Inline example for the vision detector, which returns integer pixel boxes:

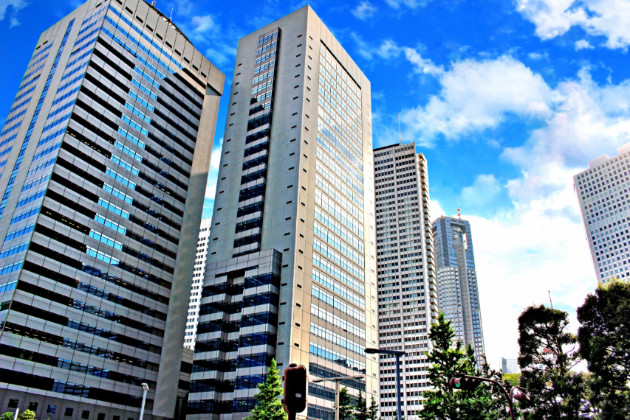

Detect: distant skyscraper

[574,144,630,284]
[501,357,520,374]
[0,0,224,419]
[373,143,438,419]
[432,217,485,360]
[184,218,211,350]
[188,6,378,420]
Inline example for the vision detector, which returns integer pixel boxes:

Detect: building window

[65,408,74,416]
[28,403,38,411]
[47,405,57,414]
[81,410,90,419]
[8,400,19,409]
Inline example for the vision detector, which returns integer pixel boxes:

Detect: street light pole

[139,383,149,420]
[312,375,364,420]
[365,348,406,420]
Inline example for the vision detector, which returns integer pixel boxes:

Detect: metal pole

[139,383,149,420]
[335,380,340,420]
[13,408,19,420]
[396,354,402,420]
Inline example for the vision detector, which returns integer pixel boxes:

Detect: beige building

[188,6,379,419]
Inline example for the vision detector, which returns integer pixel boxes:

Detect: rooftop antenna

[169,7,173,21]
[457,208,461,219]
[151,1,156,6]
[397,113,402,144]
[548,290,553,309]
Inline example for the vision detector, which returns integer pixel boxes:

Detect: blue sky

[2,0,630,369]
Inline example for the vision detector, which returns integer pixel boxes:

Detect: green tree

[247,358,287,420]
[17,411,35,420]
[419,312,507,419]
[518,305,590,419]
[339,386,353,420]
[367,395,379,420]
[1,413,15,420]
[577,280,630,419]
[502,372,521,387]
[354,389,368,420]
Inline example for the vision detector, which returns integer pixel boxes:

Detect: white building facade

[574,144,630,284]
[184,218,211,349]
[373,143,438,419]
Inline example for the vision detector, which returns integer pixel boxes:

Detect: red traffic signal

[448,376,481,390]
[283,363,307,413]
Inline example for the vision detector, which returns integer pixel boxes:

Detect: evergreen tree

[518,305,591,419]
[367,396,380,420]
[0,413,14,420]
[419,312,507,419]
[354,390,369,420]
[339,386,354,420]
[577,280,630,419]
[247,358,287,420]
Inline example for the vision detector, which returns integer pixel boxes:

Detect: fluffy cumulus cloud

[460,174,502,210]
[385,0,432,9]
[424,63,630,368]
[352,1,377,20]
[516,0,630,49]
[401,56,552,142]
[0,0,28,27]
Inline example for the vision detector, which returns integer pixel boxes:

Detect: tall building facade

[184,218,211,349]
[188,6,379,419]
[574,144,630,284]
[432,217,485,361]
[373,143,438,420]
[0,1,224,419]
[501,357,520,374]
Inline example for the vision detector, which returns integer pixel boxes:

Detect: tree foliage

[0,413,14,420]
[419,312,508,419]
[339,386,354,420]
[17,411,35,420]
[247,358,287,420]
[518,305,590,419]
[367,395,380,420]
[577,280,630,419]
[354,390,369,420]
[502,373,521,387]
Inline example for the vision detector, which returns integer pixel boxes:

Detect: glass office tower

[432,216,485,361]
[188,6,379,420]
[0,1,224,419]
[373,143,438,419]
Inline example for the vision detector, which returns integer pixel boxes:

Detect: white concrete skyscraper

[373,142,438,419]
[574,144,630,284]
[0,1,224,419]
[432,216,485,361]
[184,218,211,350]
[188,6,379,420]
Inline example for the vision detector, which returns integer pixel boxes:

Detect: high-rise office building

[184,218,211,350]
[432,216,485,361]
[574,144,630,284]
[501,357,520,374]
[188,6,379,419]
[0,1,224,419]
[373,143,438,419]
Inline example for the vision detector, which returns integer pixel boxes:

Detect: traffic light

[448,376,481,390]
[283,363,307,413]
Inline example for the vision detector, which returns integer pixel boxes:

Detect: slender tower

[373,142,438,419]
[432,216,486,361]
[0,1,224,419]
[188,6,379,419]
[574,144,630,284]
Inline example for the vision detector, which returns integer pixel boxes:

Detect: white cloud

[352,1,377,20]
[386,0,431,9]
[460,174,502,210]
[516,0,630,49]
[574,39,593,50]
[0,0,28,27]
[400,56,552,142]
[351,36,442,76]
[205,138,223,200]
[431,67,630,369]
[191,14,218,36]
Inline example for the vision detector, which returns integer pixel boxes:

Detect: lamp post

[311,375,364,420]
[365,348,406,420]
[139,383,149,420]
